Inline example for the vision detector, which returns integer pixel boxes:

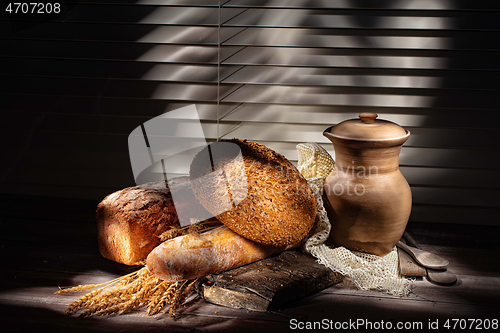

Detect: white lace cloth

[297,144,413,296]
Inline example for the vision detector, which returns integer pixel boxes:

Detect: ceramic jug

[323,113,412,256]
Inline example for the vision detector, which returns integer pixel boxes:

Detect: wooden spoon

[425,269,457,286]
[403,232,457,286]
[397,241,449,270]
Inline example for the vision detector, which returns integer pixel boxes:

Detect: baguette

[146,226,294,281]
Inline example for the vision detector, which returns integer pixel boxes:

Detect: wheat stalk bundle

[56,220,222,318]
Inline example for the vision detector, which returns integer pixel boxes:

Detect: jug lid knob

[359,113,378,123]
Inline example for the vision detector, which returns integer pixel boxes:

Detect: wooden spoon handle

[403,231,420,249]
[397,241,449,270]
[426,269,457,286]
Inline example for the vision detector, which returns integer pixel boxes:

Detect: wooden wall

[1,0,499,226]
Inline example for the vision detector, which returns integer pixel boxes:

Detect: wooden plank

[0,291,291,333]
[398,248,427,277]
[289,285,500,324]
[0,281,292,324]
[0,268,122,293]
[325,274,500,310]
[3,251,499,311]
[0,204,498,331]
[0,302,292,333]
[419,245,500,277]
[199,250,343,311]
[0,299,287,333]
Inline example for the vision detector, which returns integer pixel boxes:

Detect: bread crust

[146,226,289,281]
[96,177,213,266]
[190,139,316,247]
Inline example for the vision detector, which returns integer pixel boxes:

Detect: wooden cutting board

[198,250,343,312]
[198,237,424,312]
[398,237,427,277]
[398,247,427,277]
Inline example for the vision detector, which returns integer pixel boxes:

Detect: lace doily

[297,143,413,296]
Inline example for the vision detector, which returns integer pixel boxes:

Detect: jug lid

[325,113,408,142]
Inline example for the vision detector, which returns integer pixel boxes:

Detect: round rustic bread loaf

[189,139,316,247]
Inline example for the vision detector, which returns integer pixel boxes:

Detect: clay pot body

[323,114,412,256]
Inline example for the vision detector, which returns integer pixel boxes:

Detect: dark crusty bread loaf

[189,139,316,247]
[96,177,211,265]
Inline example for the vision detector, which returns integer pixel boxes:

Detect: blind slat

[221,85,500,109]
[224,0,500,11]
[3,6,245,25]
[222,66,500,90]
[2,97,499,130]
[0,58,242,82]
[224,28,500,50]
[0,23,243,44]
[222,47,500,70]
[223,9,500,30]
[1,1,498,228]
[0,40,244,63]
[1,77,242,101]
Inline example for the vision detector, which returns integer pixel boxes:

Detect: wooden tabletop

[1,194,499,332]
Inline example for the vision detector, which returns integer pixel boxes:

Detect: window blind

[1,0,499,226]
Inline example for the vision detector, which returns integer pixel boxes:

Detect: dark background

[1,0,499,240]
[1,3,500,332]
